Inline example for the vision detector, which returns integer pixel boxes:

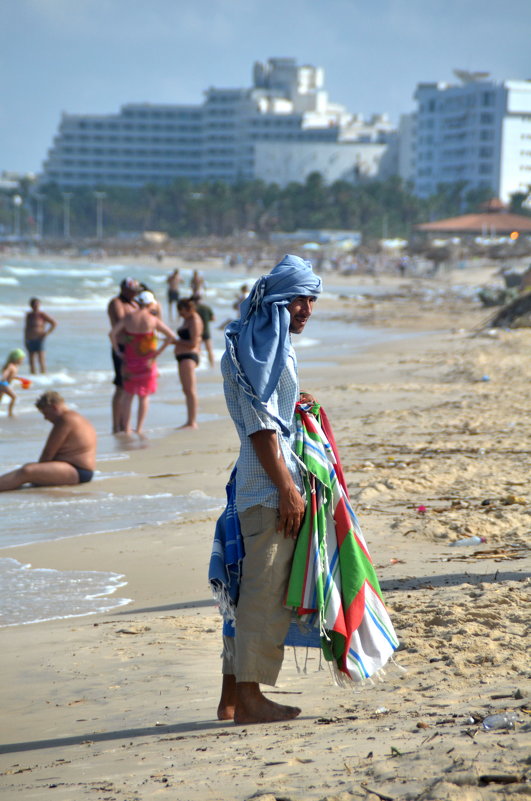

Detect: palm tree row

[2,173,525,243]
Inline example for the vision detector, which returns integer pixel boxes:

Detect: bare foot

[218,704,235,721]
[178,422,198,430]
[217,674,236,721]
[234,683,301,725]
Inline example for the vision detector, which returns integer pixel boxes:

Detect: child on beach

[0,349,29,416]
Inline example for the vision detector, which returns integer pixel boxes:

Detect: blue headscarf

[224,254,322,424]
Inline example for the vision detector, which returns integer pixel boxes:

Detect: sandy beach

[0,261,529,800]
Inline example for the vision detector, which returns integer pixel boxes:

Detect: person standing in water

[107,277,140,433]
[24,298,57,374]
[166,268,182,320]
[110,290,177,436]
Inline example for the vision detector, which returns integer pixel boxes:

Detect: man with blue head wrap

[218,254,322,724]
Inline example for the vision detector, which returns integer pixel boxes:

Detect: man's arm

[39,419,70,462]
[42,312,57,335]
[107,298,124,327]
[249,429,305,539]
[109,319,125,355]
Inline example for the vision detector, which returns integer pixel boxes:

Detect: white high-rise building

[39,58,397,189]
[400,72,531,201]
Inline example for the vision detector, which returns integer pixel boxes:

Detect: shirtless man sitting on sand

[0,391,97,492]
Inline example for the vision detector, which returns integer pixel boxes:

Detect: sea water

[0,255,402,626]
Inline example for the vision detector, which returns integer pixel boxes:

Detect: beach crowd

[0,266,227,491]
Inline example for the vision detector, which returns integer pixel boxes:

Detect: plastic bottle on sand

[450,535,486,547]
[482,711,518,731]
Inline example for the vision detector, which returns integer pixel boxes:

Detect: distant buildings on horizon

[34,59,531,203]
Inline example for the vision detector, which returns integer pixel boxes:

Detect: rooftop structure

[39,58,397,189]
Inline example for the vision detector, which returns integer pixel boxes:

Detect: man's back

[50,410,97,470]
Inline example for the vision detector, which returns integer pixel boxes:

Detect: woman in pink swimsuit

[110,291,177,435]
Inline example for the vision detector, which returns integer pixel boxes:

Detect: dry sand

[0,264,529,801]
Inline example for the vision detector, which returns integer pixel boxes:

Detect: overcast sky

[1,0,530,174]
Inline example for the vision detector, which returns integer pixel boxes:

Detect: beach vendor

[0,391,97,491]
[215,254,322,724]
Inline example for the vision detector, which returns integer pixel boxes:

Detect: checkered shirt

[221,345,304,513]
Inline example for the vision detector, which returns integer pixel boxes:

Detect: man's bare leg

[217,674,236,721]
[0,461,80,492]
[217,676,301,724]
[38,350,47,374]
[112,387,124,432]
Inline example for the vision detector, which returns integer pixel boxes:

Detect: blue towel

[224,254,322,434]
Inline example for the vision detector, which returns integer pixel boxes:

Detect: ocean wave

[29,371,77,386]
[41,295,109,310]
[83,277,114,288]
[84,370,113,383]
[293,336,320,348]
[0,276,19,286]
[0,489,224,549]
[4,265,39,276]
[0,558,131,628]
[0,304,24,319]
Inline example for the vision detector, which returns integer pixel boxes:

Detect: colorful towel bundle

[208,404,399,683]
[286,403,399,682]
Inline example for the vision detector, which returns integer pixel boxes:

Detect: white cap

[136,290,155,307]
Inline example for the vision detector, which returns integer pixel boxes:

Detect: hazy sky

[1,0,530,174]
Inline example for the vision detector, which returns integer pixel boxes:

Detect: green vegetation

[1,174,520,242]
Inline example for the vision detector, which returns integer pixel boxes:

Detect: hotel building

[400,72,531,202]
[39,58,397,189]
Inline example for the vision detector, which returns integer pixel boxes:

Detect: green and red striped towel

[286,403,399,683]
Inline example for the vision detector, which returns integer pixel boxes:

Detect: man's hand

[299,391,317,405]
[249,429,305,539]
[278,484,305,539]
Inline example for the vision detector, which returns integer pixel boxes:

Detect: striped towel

[286,402,399,683]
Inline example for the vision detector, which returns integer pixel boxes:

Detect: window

[481,91,495,107]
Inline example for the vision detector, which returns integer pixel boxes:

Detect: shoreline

[1,266,530,800]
